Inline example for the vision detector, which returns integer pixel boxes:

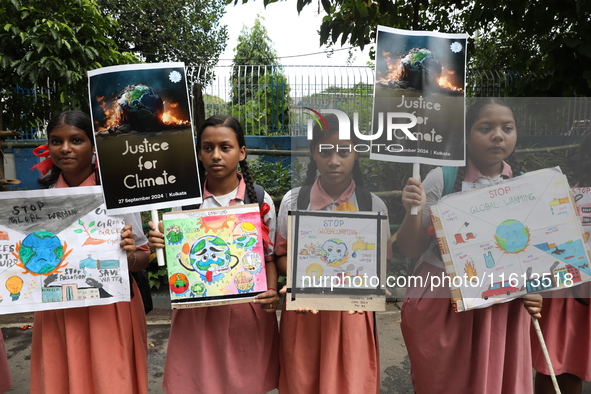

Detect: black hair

[303,113,365,187]
[452,98,521,192]
[576,134,591,187]
[197,115,258,203]
[38,110,96,189]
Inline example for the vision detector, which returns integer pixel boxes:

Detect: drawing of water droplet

[352,251,357,258]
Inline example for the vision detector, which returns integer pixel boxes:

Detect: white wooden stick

[151,209,165,267]
[532,317,561,394]
[410,163,421,216]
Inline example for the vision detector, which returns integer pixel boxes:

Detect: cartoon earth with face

[495,219,530,253]
[16,231,70,275]
[320,239,348,267]
[189,235,234,283]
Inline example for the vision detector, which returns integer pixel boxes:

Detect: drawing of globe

[117,84,163,131]
[19,231,64,274]
[495,219,529,253]
[400,48,442,89]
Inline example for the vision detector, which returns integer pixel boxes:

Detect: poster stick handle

[532,317,561,394]
[151,209,165,267]
[410,163,421,216]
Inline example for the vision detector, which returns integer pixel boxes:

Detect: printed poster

[370,26,467,166]
[162,204,267,308]
[0,186,130,315]
[88,62,202,215]
[286,210,388,311]
[431,167,591,312]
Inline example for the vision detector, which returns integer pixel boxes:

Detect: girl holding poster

[531,135,591,394]
[398,98,542,393]
[148,115,280,394]
[0,335,10,393]
[274,114,391,394]
[30,110,150,394]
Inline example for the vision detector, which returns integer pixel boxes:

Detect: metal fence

[7,66,591,139]
[190,65,591,137]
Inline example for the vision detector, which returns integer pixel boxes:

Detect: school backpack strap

[296,184,313,210]
[355,186,373,212]
[245,184,265,209]
[441,166,458,197]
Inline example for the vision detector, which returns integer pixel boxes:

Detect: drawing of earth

[19,231,64,274]
[495,219,530,253]
[189,235,233,283]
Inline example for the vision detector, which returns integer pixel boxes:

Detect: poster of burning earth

[370,26,468,167]
[88,63,202,215]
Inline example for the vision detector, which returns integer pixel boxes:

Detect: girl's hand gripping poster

[0,186,129,315]
[162,204,268,308]
[430,167,591,312]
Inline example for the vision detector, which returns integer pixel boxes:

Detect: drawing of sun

[305,263,324,278]
[198,215,236,233]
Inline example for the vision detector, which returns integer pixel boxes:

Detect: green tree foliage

[295,82,372,136]
[231,15,291,134]
[97,0,228,83]
[231,15,279,104]
[0,0,137,131]
[234,0,591,96]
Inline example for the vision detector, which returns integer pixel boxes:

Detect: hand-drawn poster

[573,187,591,246]
[88,62,202,215]
[286,210,388,311]
[0,186,129,315]
[370,26,467,166]
[162,204,267,308]
[431,167,591,312]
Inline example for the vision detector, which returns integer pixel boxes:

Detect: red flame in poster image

[378,51,463,93]
[94,97,190,132]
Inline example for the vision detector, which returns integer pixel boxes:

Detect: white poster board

[0,186,129,314]
[286,210,388,311]
[431,167,591,312]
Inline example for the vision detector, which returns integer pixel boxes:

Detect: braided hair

[38,110,98,189]
[304,113,365,187]
[575,134,591,187]
[197,115,258,203]
[452,98,521,192]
